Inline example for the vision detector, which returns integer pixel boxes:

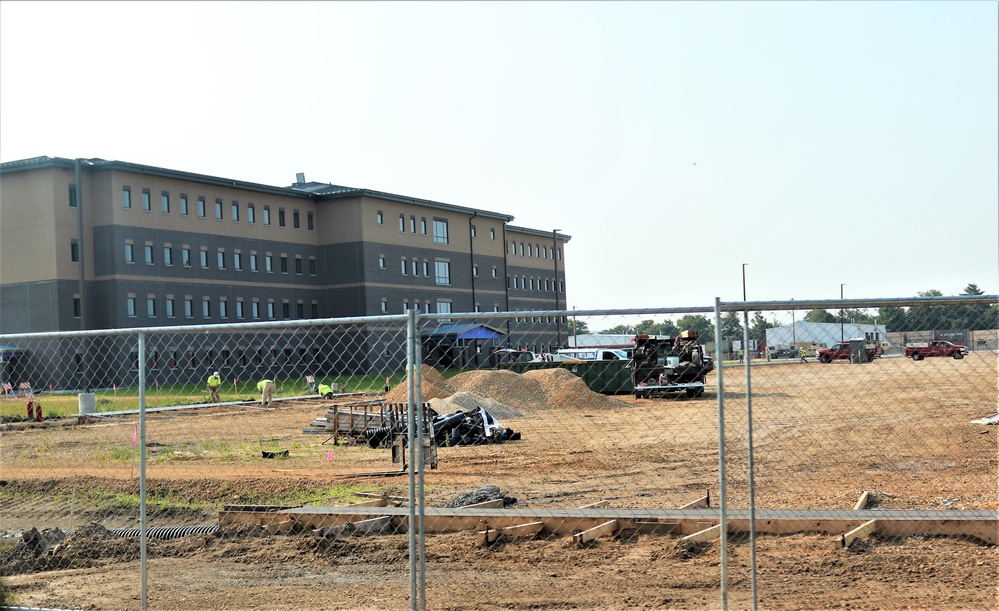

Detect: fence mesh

[1,297,996,610]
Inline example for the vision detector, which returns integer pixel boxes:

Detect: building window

[248,203,255,224]
[379,256,386,269]
[219,300,228,319]
[377,210,384,225]
[436,301,452,318]
[184,298,194,318]
[265,255,273,272]
[73,297,81,317]
[166,298,175,318]
[217,251,225,269]
[122,186,131,209]
[410,216,416,233]
[263,206,271,225]
[215,199,223,220]
[433,219,449,244]
[519,243,525,256]
[202,299,211,318]
[161,192,170,214]
[492,267,498,278]
[509,241,515,255]
[282,302,290,318]
[198,197,206,218]
[278,208,286,227]
[236,301,244,319]
[490,228,496,240]
[267,302,276,319]
[399,214,405,232]
[69,184,77,208]
[180,195,189,216]
[70,240,79,263]
[295,257,302,275]
[307,212,314,230]
[293,210,300,229]
[435,261,451,285]
[127,297,137,317]
[472,264,478,277]
[163,246,173,266]
[124,243,134,263]
[182,248,191,267]
[471,225,477,238]
[412,260,418,276]
[308,258,316,275]
[252,301,260,319]
[250,253,258,272]
[381,300,388,313]
[233,252,242,270]
[296,302,304,318]
[147,298,156,317]
[144,245,154,264]
[231,201,239,222]
[199,250,208,268]
[419,261,426,276]
[280,255,288,273]
[401,259,407,275]
[142,189,151,211]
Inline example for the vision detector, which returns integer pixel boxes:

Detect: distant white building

[766,322,887,349]
[567,333,635,348]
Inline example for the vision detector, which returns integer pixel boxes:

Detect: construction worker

[800,346,808,363]
[738,349,744,363]
[207,371,222,403]
[317,382,333,399]
[766,348,771,362]
[257,378,275,406]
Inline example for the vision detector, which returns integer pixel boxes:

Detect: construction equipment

[631,331,714,398]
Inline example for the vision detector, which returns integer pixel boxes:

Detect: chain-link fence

[1,296,996,610]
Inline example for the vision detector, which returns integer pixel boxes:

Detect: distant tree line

[591,283,996,341]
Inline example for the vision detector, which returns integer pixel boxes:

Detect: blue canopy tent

[421,324,506,369]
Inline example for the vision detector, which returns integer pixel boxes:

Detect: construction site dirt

[1,354,996,610]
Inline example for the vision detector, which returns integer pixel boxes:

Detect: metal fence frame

[1,294,995,611]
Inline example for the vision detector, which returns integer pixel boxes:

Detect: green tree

[568,318,590,336]
[719,311,744,340]
[600,324,635,334]
[877,306,908,332]
[749,311,777,341]
[804,308,837,323]
[635,319,680,337]
[675,314,714,341]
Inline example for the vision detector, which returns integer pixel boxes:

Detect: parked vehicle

[631,331,714,398]
[817,340,879,363]
[903,341,969,360]
[555,348,629,362]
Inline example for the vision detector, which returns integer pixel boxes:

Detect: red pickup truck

[817,341,879,363]
[903,341,969,360]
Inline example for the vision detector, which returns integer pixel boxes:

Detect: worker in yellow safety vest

[207,371,222,403]
[257,378,275,406]
[317,383,333,399]
[800,347,808,363]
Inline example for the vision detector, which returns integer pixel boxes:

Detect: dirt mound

[383,365,454,403]
[522,368,631,411]
[446,368,631,413]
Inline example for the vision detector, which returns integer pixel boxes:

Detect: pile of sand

[384,366,631,414]
[383,364,453,403]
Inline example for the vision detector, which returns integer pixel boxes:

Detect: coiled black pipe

[110,525,219,540]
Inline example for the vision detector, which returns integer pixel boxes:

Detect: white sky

[2,1,996,309]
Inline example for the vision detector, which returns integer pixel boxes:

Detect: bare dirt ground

[1,353,997,610]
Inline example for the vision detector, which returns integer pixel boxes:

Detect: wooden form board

[222,506,998,545]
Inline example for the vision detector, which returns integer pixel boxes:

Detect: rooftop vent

[295,172,305,184]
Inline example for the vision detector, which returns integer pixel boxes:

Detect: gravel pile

[383,364,454,403]
[429,391,523,420]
